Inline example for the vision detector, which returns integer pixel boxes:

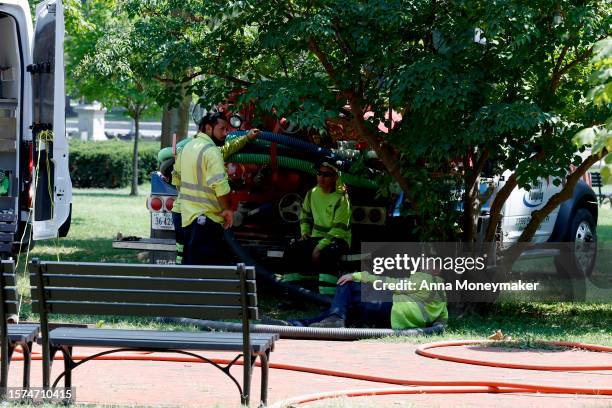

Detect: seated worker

[282,158,351,295]
[292,271,448,328]
[171,112,259,264]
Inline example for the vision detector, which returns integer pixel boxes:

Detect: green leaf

[601,165,612,185]
[591,129,611,155]
[573,127,596,147]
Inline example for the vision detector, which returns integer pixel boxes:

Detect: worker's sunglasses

[317,171,336,177]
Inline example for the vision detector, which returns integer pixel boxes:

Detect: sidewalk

[6,339,612,407]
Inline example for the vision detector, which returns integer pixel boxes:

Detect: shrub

[69,139,160,188]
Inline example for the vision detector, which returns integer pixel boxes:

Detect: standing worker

[171,114,258,264]
[282,158,352,295]
[173,111,259,265]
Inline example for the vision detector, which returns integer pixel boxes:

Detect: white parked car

[482,169,598,283]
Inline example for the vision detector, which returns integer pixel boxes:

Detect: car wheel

[553,208,596,301]
[567,208,597,277]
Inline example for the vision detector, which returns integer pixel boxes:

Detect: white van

[0,0,71,254]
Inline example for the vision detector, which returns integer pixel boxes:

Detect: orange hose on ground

[270,387,525,408]
[270,386,531,408]
[4,339,611,405]
[8,352,610,395]
[415,340,612,371]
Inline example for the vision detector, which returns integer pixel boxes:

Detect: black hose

[159,157,175,178]
[224,230,332,305]
[229,131,334,158]
[159,317,445,340]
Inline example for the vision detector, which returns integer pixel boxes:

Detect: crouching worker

[282,158,351,296]
[291,271,448,329]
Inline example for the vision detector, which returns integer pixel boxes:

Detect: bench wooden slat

[0,274,16,287]
[47,328,277,352]
[30,274,256,293]
[2,288,17,302]
[30,262,256,280]
[48,330,275,353]
[0,301,18,314]
[8,324,39,343]
[31,301,258,320]
[31,288,257,307]
[48,328,277,341]
[591,172,602,187]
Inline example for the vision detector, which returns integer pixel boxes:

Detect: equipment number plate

[152,212,174,230]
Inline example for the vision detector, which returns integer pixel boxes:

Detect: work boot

[310,314,345,328]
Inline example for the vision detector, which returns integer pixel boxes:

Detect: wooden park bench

[28,258,278,406]
[591,172,611,207]
[0,260,39,392]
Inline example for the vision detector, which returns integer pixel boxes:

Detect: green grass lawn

[16,187,150,273]
[14,188,612,345]
[598,206,612,242]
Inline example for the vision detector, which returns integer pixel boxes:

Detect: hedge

[69,139,160,188]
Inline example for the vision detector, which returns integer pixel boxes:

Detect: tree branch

[484,171,517,242]
[558,45,595,78]
[154,71,253,87]
[551,42,600,92]
[276,48,290,78]
[462,148,490,241]
[308,37,418,213]
[331,22,355,58]
[517,149,608,243]
[308,38,338,81]
[552,44,570,80]
[484,148,546,242]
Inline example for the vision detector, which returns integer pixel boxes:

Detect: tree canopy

[72,8,160,195]
[67,0,611,240]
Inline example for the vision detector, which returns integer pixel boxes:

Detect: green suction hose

[227,153,378,189]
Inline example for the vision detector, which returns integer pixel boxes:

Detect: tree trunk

[463,149,490,242]
[130,109,140,196]
[462,172,477,242]
[346,96,417,212]
[517,150,607,243]
[490,150,608,276]
[307,38,417,213]
[176,82,192,141]
[160,82,192,148]
[161,104,173,148]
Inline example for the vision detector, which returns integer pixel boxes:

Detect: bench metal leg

[241,355,257,407]
[62,346,73,388]
[0,343,12,396]
[44,346,60,389]
[22,341,33,390]
[259,350,270,407]
[0,351,6,392]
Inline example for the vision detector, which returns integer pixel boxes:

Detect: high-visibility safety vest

[171,134,248,215]
[173,133,232,227]
[352,271,448,329]
[300,186,351,250]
